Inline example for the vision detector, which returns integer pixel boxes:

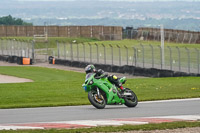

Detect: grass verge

[0,37,99,49]
[0,66,199,108]
[0,121,200,133]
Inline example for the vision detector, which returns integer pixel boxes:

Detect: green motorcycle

[82,73,138,109]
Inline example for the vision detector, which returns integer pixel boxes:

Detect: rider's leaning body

[85,64,126,91]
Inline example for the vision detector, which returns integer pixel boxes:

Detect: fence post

[20,40,23,57]
[88,43,92,63]
[194,34,198,44]
[188,33,193,44]
[167,46,172,70]
[149,44,154,68]
[124,45,128,65]
[16,39,19,56]
[101,44,106,64]
[109,44,113,66]
[57,41,60,59]
[176,47,181,71]
[117,45,121,66]
[168,31,171,42]
[153,31,157,41]
[28,40,30,58]
[132,47,137,66]
[25,40,28,57]
[7,39,9,55]
[195,48,199,74]
[176,33,180,43]
[95,43,99,63]
[82,43,85,62]
[77,43,79,61]
[32,40,35,63]
[2,39,4,55]
[140,44,145,68]
[10,39,13,56]
[70,43,73,61]
[185,47,190,73]
[64,42,66,60]
[22,40,26,57]
[182,33,186,44]
[0,39,3,55]
[158,45,162,69]
[12,39,15,56]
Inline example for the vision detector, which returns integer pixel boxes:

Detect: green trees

[0,15,32,26]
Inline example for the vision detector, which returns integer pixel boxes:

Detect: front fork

[96,87,102,99]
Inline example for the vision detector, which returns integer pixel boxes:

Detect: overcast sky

[16,0,200,1]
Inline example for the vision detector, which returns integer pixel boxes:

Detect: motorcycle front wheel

[124,88,138,107]
[88,89,106,109]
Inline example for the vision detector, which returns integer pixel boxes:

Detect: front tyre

[88,89,106,109]
[124,88,138,107]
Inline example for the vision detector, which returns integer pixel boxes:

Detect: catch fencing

[124,27,200,44]
[0,39,49,63]
[54,42,200,74]
[0,39,33,59]
[0,39,199,74]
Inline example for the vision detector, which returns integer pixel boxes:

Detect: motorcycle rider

[85,64,126,91]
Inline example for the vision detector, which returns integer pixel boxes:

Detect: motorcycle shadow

[88,105,138,110]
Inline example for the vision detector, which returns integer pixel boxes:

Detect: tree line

[0,15,32,26]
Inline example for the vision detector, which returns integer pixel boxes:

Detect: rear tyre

[124,88,138,107]
[88,88,106,109]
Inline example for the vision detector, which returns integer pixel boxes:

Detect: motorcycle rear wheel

[88,89,106,109]
[124,88,138,107]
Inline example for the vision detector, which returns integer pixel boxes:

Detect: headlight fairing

[88,79,94,85]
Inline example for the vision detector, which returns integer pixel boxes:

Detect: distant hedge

[0,15,32,26]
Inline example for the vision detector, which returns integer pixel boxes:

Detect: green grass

[89,39,200,49]
[0,121,200,133]
[0,66,87,108]
[0,66,200,109]
[0,37,99,49]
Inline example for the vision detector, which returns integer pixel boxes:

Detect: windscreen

[85,73,94,80]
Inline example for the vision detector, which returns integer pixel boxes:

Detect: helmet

[85,65,96,74]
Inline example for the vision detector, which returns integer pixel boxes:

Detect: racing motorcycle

[82,72,138,109]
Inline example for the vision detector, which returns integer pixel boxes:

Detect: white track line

[0,126,44,130]
[52,120,148,126]
[139,98,200,104]
[149,115,200,121]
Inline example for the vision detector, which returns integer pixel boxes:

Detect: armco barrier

[54,58,200,77]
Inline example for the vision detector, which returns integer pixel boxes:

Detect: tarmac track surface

[0,98,200,124]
